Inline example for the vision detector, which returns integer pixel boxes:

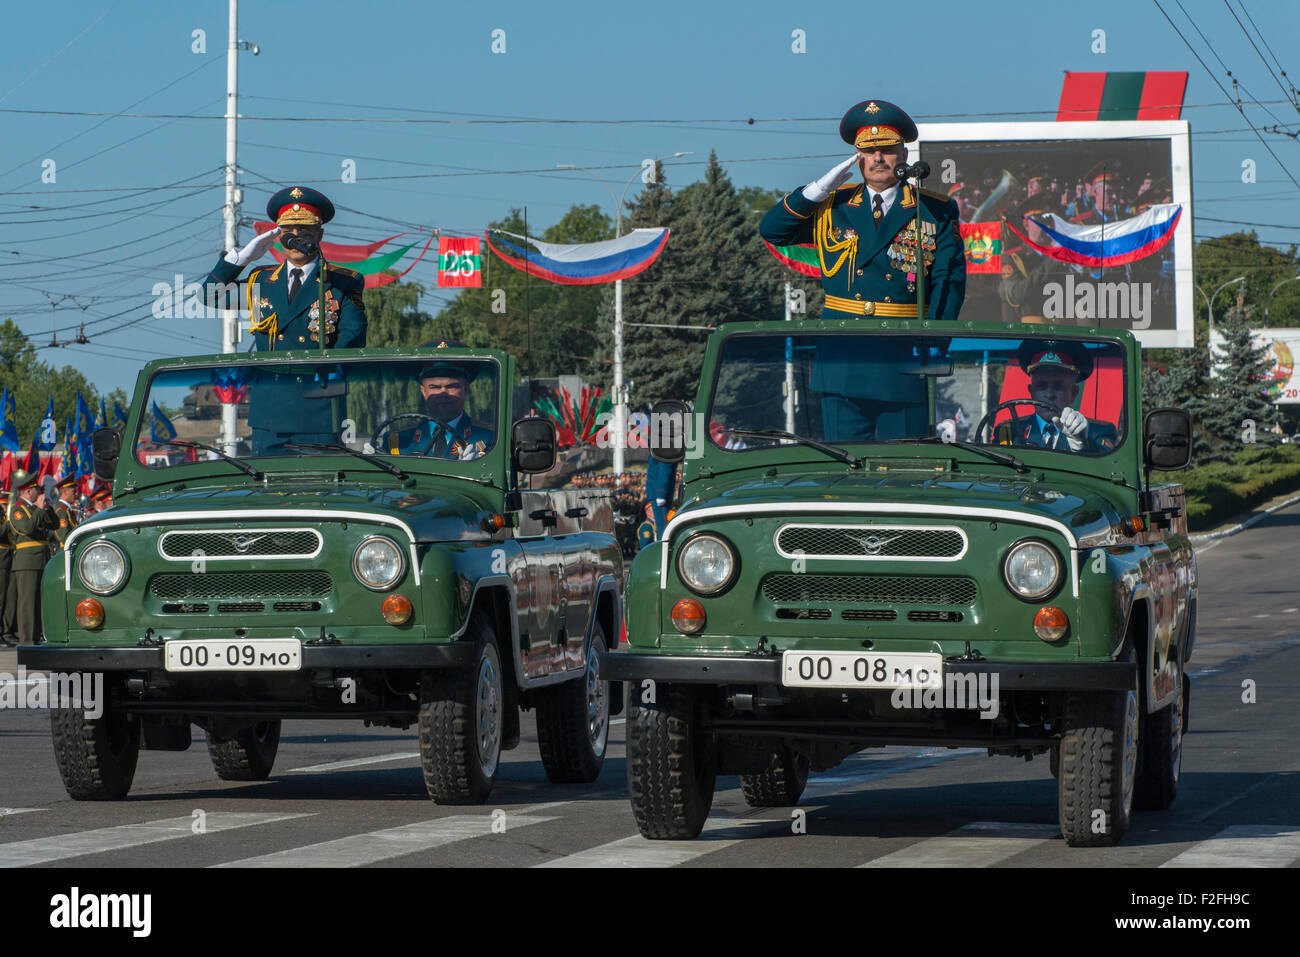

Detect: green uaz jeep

[607,320,1195,847]
[21,345,622,804]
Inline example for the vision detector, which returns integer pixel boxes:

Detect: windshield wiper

[152,439,264,480]
[283,442,407,479]
[884,435,1028,473]
[724,428,860,468]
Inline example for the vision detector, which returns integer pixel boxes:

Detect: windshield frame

[119,350,510,489]
[700,325,1133,467]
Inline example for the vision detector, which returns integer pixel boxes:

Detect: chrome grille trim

[774,523,968,562]
[158,527,323,562]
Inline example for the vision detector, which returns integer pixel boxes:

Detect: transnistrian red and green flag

[255,223,435,288]
[762,240,820,278]
[438,236,482,287]
[959,222,1001,274]
[1057,72,1188,120]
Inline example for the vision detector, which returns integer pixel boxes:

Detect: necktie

[289,268,303,302]
[430,426,451,458]
[873,194,883,221]
[1042,425,1057,449]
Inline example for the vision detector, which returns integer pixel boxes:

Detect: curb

[1189,491,1300,544]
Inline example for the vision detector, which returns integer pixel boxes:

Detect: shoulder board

[919,187,952,204]
[328,264,361,279]
[834,183,859,193]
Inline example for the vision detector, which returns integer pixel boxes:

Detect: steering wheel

[974,398,1062,445]
[371,412,443,455]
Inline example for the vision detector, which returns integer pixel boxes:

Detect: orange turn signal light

[381,594,413,625]
[1033,606,1069,641]
[482,513,507,532]
[75,598,104,630]
[670,598,706,635]
[1122,515,1145,535]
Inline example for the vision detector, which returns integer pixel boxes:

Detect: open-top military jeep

[21,345,622,804]
[608,320,1194,846]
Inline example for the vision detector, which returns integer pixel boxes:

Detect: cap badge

[865,102,880,113]
[290,187,304,198]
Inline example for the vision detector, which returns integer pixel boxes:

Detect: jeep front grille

[158,528,322,560]
[762,574,977,606]
[775,524,966,561]
[149,571,332,603]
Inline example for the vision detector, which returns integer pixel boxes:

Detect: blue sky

[2,0,1298,394]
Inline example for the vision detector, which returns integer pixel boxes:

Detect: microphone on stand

[893,161,931,181]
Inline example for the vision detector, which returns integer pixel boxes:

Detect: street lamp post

[1265,273,1300,323]
[557,152,692,475]
[1195,276,1245,370]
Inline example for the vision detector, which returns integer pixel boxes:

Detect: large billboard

[1210,327,1300,404]
[915,121,1193,348]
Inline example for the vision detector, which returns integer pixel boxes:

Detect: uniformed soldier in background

[51,476,79,552]
[1000,196,1076,324]
[0,494,12,647]
[8,469,53,646]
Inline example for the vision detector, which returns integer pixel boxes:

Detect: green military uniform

[758,100,966,443]
[52,496,77,550]
[8,488,52,646]
[0,508,12,646]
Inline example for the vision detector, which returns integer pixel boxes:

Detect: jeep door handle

[529,508,558,525]
[565,507,589,518]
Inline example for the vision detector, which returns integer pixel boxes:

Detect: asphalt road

[1,505,1298,869]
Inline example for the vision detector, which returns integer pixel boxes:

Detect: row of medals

[887,221,936,292]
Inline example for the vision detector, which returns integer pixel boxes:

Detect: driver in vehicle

[996,341,1117,453]
[391,358,493,461]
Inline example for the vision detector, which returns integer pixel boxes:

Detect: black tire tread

[1058,685,1131,847]
[536,631,607,784]
[741,748,808,807]
[50,701,140,801]
[207,720,280,781]
[1135,684,1181,811]
[419,612,499,805]
[627,685,715,840]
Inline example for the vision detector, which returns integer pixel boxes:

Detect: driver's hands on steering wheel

[1053,407,1087,452]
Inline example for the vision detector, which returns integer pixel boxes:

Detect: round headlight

[352,536,405,590]
[78,540,128,595]
[1003,540,1062,601]
[676,533,738,596]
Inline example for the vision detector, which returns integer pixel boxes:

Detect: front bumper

[605,653,1136,691]
[18,641,476,672]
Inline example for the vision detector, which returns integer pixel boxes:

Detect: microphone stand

[899,162,932,322]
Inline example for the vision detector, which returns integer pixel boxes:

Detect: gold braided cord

[246,267,279,346]
[814,200,855,278]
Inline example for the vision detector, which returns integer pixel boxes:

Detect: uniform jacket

[395,413,494,461]
[8,498,52,571]
[202,255,367,353]
[996,414,1119,454]
[760,181,966,321]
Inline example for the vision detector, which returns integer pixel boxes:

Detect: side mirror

[1144,408,1192,471]
[648,399,691,464]
[512,417,557,474]
[91,426,121,481]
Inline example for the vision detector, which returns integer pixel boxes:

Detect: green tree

[0,319,113,447]
[1202,316,1281,452]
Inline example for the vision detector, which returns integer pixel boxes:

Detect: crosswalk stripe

[286,752,419,773]
[0,808,43,818]
[859,821,1059,868]
[0,812,310,868]
[1160,825,1300,868]
[216,813,559,867]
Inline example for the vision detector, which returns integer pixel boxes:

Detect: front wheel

[419,612,504,804]
[1058,649,1139,847]
[51,687,140,801]
[627,684,716,840]
[536,627,610,784]
[208,720,281,781]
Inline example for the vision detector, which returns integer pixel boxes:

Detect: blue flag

[98,397,108,430]
[75,393,96,477]
[150,401,178,442]
[37,395,58,452]
[64,416,80,480]
[113,401,129,432]
[0,388,18,453]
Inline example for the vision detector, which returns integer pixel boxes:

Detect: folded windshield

[134,357,499,470]
[707,332,1126,457]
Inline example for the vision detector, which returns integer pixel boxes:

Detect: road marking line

[286,752,419,773]
[0,812,310,868]
[216,814,559,868]
[859,821,1059,868]
[0,808,44,818]
[1195,774,1280,823]
[1160,825,1300,868]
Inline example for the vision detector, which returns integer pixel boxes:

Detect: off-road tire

[627,683,716,839]
[741,747,809,807]
[536,627,609,784]
[1135,668,1184,811]
[50,691,140,801]
[1049,743,1060,779]
[419,612,503,804]
[1058,649,1139,847]
[207,720,281,781]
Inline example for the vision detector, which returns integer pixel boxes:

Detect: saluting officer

[201,186,367,352]
[758,100,966,443]
[8,470,53,646]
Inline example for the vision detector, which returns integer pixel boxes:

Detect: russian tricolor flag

[1008,204,1182,269]
[485,228,669,285]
